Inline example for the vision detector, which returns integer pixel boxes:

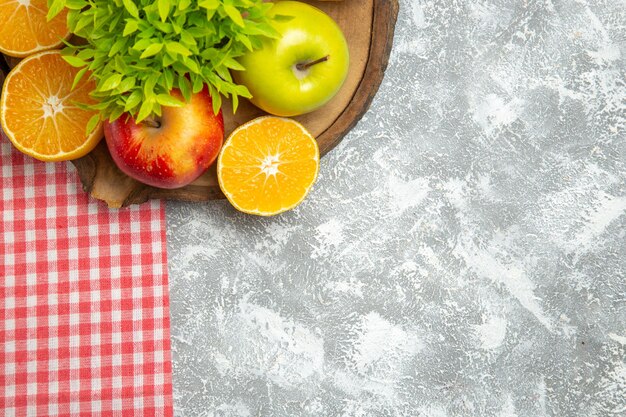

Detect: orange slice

[217,116,320,216]
[0,50,102,162]
[0,0,70,57]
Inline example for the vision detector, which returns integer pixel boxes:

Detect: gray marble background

[166,0,626,416]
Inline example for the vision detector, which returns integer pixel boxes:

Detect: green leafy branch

[47,0,278,124]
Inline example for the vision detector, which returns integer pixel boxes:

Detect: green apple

[233,1,350,117]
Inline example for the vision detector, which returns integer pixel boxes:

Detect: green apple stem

[296,55,330,71]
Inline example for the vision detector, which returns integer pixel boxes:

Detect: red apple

[104,87,224,189]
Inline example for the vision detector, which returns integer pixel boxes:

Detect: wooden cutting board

[1,0,399,208]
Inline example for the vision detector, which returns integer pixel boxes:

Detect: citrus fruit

[0,0,70,57]
[217,116,320,216]
[0,50,102,162]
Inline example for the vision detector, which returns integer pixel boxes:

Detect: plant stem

[142,117,161,129]
[296,55,330,71]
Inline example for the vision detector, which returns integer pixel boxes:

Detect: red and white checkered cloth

[0,131,173,416]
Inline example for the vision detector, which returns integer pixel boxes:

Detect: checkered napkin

[0,131,173,416]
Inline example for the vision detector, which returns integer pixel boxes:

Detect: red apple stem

[296,55,330,71]
[142,117,161,129]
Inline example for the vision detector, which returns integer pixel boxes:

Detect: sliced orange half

[0,50,102,162]
[217,116,320,216]
[0,0,70,57]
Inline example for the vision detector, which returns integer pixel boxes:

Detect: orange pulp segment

[0,0,70,57]
[217,116,320,216]
[0,50,102,161]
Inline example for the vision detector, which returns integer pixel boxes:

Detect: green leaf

[71,67,89,90]
[47,0,66,20]
[74,15,92,32]
[233,83,252,98]
[163,69,174,90]
[192,74,204,93]
[117,77,136,93]
[132,38,153,51]
[122,0,139,18]
[165,42,191,57]
[223,57,245,71]
[158,0,170,22]
[108,105,125,122]
[199,0,219,11]
[124,90,143,111]
[144,73,160,98]
[136,100,154,122]
[76,48,95,60]
[63,55,87,68]
[156,94,184,107]
[236,33,253,51]
[152,103,162,117]
[212,89,222,114]
[85,114,101,136]
[162,53,176,67]
[108,37,128,57]
[178,76,192,102]
[223,4,245,27]
[182,57,200,74]
[64,0,86,10]
[152,20,173,34]
[123,19,139,36]
[231,93,239,114]
[140,43,163,59]
[100,73,123,91]
[180,30,197,46]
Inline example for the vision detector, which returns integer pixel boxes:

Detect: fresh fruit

[233,1,350,117]
[0,0,69,57]
[217,116,319,216]
[0,51,102,162]
[104,87,224,189]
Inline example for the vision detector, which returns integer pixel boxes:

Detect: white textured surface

[166,0,626,415]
